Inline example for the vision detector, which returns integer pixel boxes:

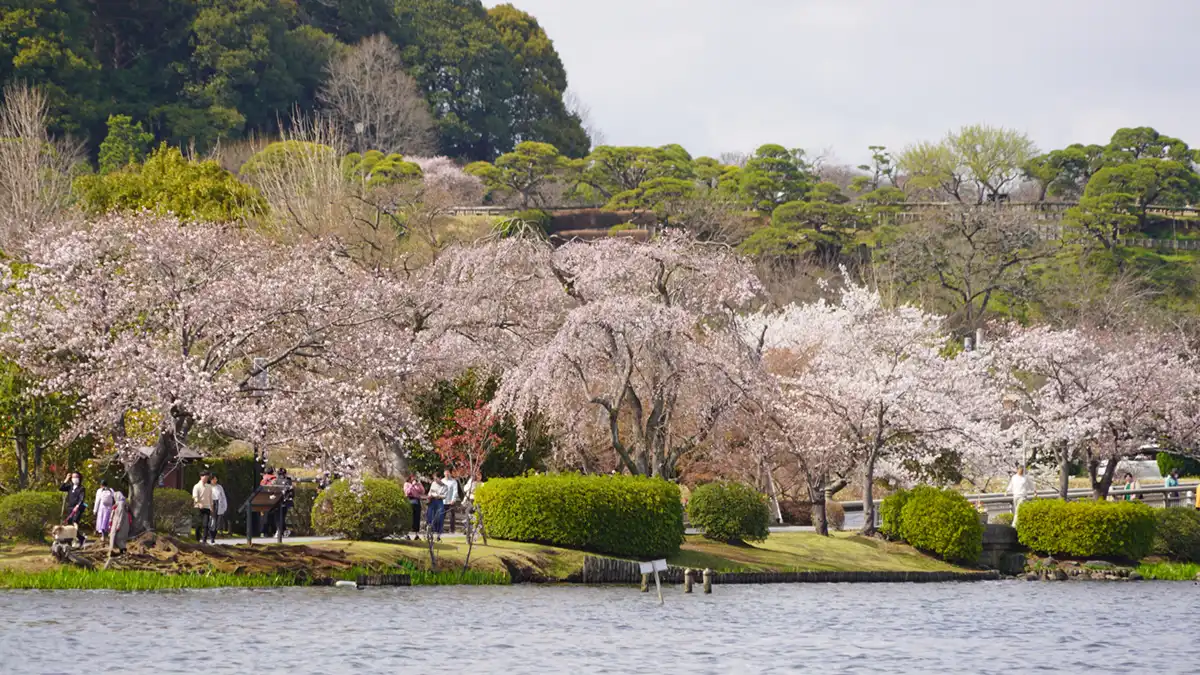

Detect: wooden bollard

[703,568,712,594]
[640,573,650,592]
[683,568,694,593]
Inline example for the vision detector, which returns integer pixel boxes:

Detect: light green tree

[899,125,1037,203]
[98,114,154,174]
[75,143,266,222]
[466,140,564,207]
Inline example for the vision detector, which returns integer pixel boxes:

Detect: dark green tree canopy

[1,0,583,161]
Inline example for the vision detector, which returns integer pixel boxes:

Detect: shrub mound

[312,479,410,541]
[1152,507,1200,563]
[879,489,914,540]
[687,481,770,544]
[154,489,194,535]
[474,473,684,558]
[896,486,984,564]
[0,492,63,542]
[1018,499,1156,561]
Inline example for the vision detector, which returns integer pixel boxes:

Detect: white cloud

[487,0,1200,163]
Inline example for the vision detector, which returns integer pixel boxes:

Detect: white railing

[842,483,1199,526]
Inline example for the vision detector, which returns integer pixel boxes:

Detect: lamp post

[247,358,268,545]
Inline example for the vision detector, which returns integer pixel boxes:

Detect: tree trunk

[808,481,828,537]
[15,434,29,490]
[1088,455,1119,500]
[125,432,178,534]
[859,451,879,536]
[1058,444,1070,500]
[764,466,783,524]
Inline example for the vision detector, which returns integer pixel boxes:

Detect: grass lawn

[1,530,965,586]
[310,531,966,579]
[670,533,965,573]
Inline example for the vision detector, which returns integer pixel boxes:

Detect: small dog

[51,524,78,545]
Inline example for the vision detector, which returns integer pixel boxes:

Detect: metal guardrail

[841,483,1200,526]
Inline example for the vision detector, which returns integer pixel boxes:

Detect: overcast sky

[487,0,1200,165]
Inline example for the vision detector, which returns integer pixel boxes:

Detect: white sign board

[638,559,668,574]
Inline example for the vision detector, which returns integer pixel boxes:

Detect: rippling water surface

[2,581,1196,674]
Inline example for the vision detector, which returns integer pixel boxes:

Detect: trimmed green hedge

[687,481,769,543]
[897,486,984,564]
[1152,507,1200,563]
[312,479,410,541]
[154,489,193,535]
[0,491,62,542]
[1157,452,1200,478]
[183,455,256,535]
[287,483,319,536]
[475,473,684,558]
[1018,499,1156,560]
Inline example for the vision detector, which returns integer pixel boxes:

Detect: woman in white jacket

[94,481,116,537]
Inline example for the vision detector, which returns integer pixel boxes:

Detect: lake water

[2,582,1196,674]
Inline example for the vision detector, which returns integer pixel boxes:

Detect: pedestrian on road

[94,480,116,538]
[441,470,460,534]
[426,476,448,542]
[209,475,227,542]
[192,471,214,542]
[275,468,294,537]
[59,472,87,547]
[1120,472,1140,501]
[403,474,425,539]
[1005,466,1033,528]
[1165,469,1180,504]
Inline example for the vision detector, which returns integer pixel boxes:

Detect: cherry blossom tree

[494,234,763,478]
[995,325,1200,499]
[743,279,1007,535]
[0,214,419,532]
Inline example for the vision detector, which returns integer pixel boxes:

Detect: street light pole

[247,358,268,546]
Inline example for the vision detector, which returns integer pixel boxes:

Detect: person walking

[110,490,132,554]
[275,468,294,538]
[59,471,87,547]
[94,480,116,539]
[192,472,214,543]
[426,476,448,542]
[1005,466,1034,528]
[1120,472,1140,501]
[1165,468,1180,505]
[209,475,227,543]
[403,475,425,540]
[441,471,460,534]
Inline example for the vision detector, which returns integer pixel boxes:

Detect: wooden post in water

[703,568,712,594]
[683,568,694,593]
[640,573,650,592]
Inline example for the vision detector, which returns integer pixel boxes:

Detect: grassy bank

[0,567,296,590]
[1136,562,1200,580]
[0,531,966,589]
[305,531,966,581]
